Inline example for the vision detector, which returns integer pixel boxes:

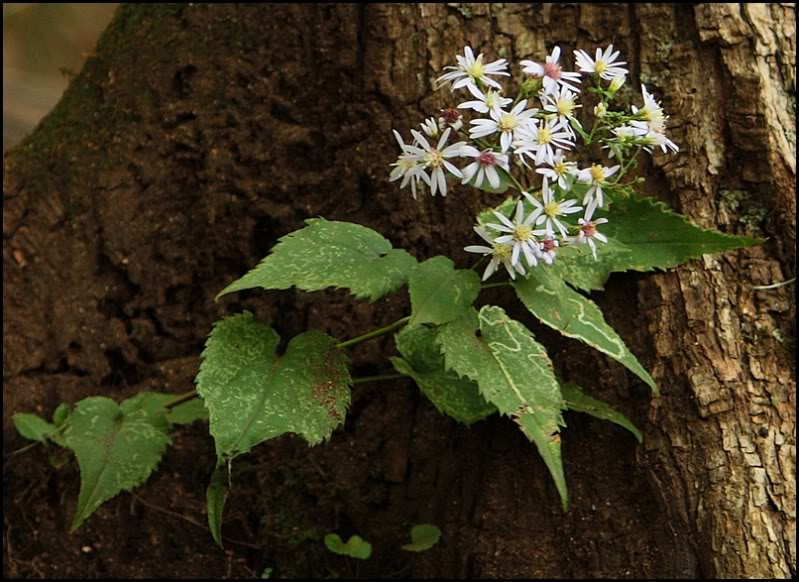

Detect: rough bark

[3,4,795,578]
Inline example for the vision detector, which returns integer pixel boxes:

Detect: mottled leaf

[561,382,643,443]
[478,192,761,291]
[65,396,171,531]
[548,236,633,291]
[324,534,372,560]
[408,256,481,326]
[392,326,495,425]
[401,524,442,552]
[514,269,658,394]
[555,193,762,291]
[196,312,351,462]
[437,307,568,509]
[605,194,763,270]
[217,219,417,302]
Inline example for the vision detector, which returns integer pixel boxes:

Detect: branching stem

[335,316,411,349]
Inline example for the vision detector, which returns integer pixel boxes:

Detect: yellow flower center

[468,59,485,79]
[425,150,443,168]
[538,127,552,144]
[499,114,517,132]
[590,164,605,182]
[544,201,561,217]
[595,60,607,75]
[492,244,512,259]
[556,99,574,117]
[554,161,568,175]
[513,224,533,241]
[398,158,417,171]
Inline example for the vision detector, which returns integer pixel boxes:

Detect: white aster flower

[541,85,582,136]
[436,46,510,92]
[457,83,513,114]
[535,149,578,190]
[631,84,667,133]
[389,130,427,199]
[630,84,679,154]
[576,198,609,259]
[420,117,441,138]
[405,128,468,197]
[574,45,629,80]
[485,200,543,267]
[464,227,526,281]
[459,147,510,190]
[513,117,575,167]
[537,228,560,265]
[469,100,538,153]
[521,46,581,95]
[438,108,463,131]
[576,163,619,208]
[641,129,679,154]
[605,124,648,157]
[524,177,582,237]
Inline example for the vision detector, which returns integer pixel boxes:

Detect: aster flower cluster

[390,44,679,281]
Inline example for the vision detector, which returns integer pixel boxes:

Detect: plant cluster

[13,44,759,545]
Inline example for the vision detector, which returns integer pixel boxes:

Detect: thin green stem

[336,316,411,350]
[164,389,198,409]
[481,281,511,289]
[506,171,525,192]
[352,373,407,385]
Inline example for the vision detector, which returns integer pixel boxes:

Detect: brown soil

[4,5,687,578]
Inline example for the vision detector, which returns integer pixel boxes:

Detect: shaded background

[3,3,117,151]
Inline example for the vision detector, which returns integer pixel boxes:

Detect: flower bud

[608,75,626,94]
[594,102,608,118]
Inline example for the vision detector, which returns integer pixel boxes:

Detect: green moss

[655,40,673,62]
[718,189,769,236]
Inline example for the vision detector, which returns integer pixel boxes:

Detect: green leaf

[605,194,763,269]
[408,256,481,326]
[477,195,517,228]
[207,464,229,548]
[392,326,495,425]
[324,534,372,560]
[553,193,763,291]
[437,307,569,510]
[13,413,57,443]
[548,236,633,292]
[561,382,643,443]
[514,269,658,394]
[52,402,71,427]
[120,392,209,426]
[401,524,442,552]
[65,396,171,531]
[196,312,352,462]
[167,398,209,425]
[217,219,417,302]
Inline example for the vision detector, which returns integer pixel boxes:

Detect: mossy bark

[4,4,795,578]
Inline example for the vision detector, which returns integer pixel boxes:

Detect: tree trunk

[3,4,794,578]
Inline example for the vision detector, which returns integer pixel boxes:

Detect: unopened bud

[521,76,544,97]
[608,75,626,94]
[594,102,608,118]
